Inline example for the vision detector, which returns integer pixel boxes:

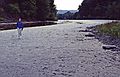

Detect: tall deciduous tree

[0,0,57,21]
[36,0,49,21]
[76,0,120,19]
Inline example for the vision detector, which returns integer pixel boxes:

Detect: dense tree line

[0,0,57,22]
[76,0,120,19]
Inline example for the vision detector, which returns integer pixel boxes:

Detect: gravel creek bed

[0,20,119,77]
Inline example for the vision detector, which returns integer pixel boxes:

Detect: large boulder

[85,33,95,37]
[102,45,117,50]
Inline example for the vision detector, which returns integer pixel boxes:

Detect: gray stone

[102,45,117,50]
[79,29,90,32]
[85,33,95,37]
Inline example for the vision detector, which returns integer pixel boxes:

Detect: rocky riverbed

[0,20,119,77]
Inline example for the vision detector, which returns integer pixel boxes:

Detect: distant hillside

[57,10,78,14]
[77,0,120,19]
[57,11,75,19]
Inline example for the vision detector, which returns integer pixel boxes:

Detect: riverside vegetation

[96,22,120,38]
[89,21,120,51]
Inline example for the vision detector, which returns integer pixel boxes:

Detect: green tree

[36,0,49,20]
[0,0,57,21]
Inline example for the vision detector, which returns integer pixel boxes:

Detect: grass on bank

[96,21,120,37]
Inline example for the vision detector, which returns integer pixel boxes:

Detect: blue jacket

[17,21,23,29]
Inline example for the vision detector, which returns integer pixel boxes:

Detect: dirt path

[0,21,119,77]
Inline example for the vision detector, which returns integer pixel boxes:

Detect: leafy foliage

[77,0,120,19]
[97,22,120,37]
[0,0,57,21]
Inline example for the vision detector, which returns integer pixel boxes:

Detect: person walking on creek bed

[16,18,24,39]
